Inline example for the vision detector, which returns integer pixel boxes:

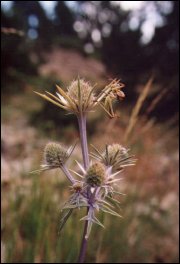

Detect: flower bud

[71,182,83,193]
[86,162,106,187]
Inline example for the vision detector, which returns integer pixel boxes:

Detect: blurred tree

[74,1,142,98]
[1,1,54,93]
[74,1,179,119]
[144,1,179,77]
[1,9,38,93]
[54,1,75,36]
[141,1,179,120]
[12,1,54,48]
[100,3,142,100]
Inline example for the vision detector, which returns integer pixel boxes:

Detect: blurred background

[1,1,179,263]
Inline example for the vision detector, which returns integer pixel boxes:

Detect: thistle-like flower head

[91,143,136,171]
[103,144,129,167]
[32,142,76,174]
[34,78,96,115]
[34,78,126,118]
[44,142,69,167]
[85,162,106,187]
[67,79,95,108]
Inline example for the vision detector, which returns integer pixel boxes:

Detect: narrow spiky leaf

[90,144,104,160]
[59,209,73,234]
[45,91,64,104]
[77,77,82,112]
[84,85,96,109]
[56,85,76,111]
[100,205,122,218]
[34,92,67,109]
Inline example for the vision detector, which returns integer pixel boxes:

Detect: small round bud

[44,142,69,167]
[86,162,106,187]
[67,79,95,105]
[71,182,83,193]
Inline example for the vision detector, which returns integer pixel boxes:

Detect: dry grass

[124,77,154,143]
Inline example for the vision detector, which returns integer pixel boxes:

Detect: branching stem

[61,164,75,184]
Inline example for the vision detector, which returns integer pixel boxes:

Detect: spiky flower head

[105,144,128,162]
[31,141,77,175]
[91,143,136,171]
[67,79,95,107]
[86,162,106,187]
[44,142,70,167]
[34,78,126,118]
[34,78,96,115]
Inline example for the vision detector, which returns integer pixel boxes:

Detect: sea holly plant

[34,78,136,263]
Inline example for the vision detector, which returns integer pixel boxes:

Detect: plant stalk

[61,164,75,184]
[78,208,89,263]
[77,114,89,170]
[77,113,90,263]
